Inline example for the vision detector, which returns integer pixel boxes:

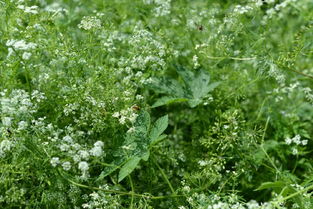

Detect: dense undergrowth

[0,0,313,208]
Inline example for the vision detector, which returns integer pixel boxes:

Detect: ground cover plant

[0,0,313,208]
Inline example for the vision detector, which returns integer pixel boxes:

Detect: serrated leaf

[187,70,211,99]
[176,65,195,85]
[149,66,220,108]
[148,77,186,98]
[133,110,150,135]
[187,99,202,108]
[151,134,167,146]
[100,111,169,182]
[152,96,188,108]
[149,115,168,143]
[118,156,141,182]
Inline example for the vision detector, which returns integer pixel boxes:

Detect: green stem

[152,155,176,195]
[128,175,134,209]
[59,169,183,200]
[207,55,256,61]
[260,117,280,174]
[274,183,313,205]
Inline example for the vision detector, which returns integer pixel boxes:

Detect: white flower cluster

[193,55,200,69]
[254,0,275,7]
[17,5,39,14]
[112,107,138,125]
[285,135,307,146]
[154,0,171,17]
[0,140,15,158]
[90,141,104,157]
[6,40,37,51]
[128,28,167,71]
[49,130,106,178]
[81,188,120,208]
[6,39,37,60]
[50,157,60,167]
[44,2,68,13]
[78,16,101,30]
[0,89,43,118]
[303,87,313,104]
[183,192,283,209]
[268,63,285,85]
[262,0,297,24]
[233,5,253,15]
[285,135,308,156]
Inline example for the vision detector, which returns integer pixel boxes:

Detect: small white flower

[90,146,103,157]
[60,144,70,152]
[18,121,28,130]
[78,161,89,171]
[50,157,60,167]
[94,141,104,147]
[127,127,136,133]
[62,161,71,171]
[112,112,120,118]
[135,94,144,100]
[293,135,301,145]
[63,135,73,144]
[292,147,298,155]
[79,150,90,160]
[302,140,308,146]
[22,52,32,60]
[17,5,38,14]
[285,137,292,145]
[0,140,14,157]
[198,160,208,166]
[78,16,101,30]
[2,117,12,127]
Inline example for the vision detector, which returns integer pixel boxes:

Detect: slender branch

[276,63,313,80]
[152,156,176,195]
[58,170,183,200]
[128,175,135,209]
[260,117,280,174]
[207,55,256,61]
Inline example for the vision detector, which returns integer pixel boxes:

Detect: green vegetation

[0,0,313,208]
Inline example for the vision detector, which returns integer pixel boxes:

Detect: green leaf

[149,66,220,108]
[255,181,286,191]
[96,158,125,182]
[101,111,169,182]
[133,110,151,135]
[152,96,188,108]
[176,65,195,85]
[149,115,168,143]
[187,70,211,98]
[151,134,167,146]
[142,150,150,161]
[118,156,141,182]
[149,77,186,98]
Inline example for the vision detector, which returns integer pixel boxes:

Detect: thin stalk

[207,55,256,61]
[152,155,176,194]
[128,175,134,209]
[59,170,183,200]
[260,117,280,174]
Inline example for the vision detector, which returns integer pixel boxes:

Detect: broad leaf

[99,111,169,182]
[148,66,220,108]
[118,156,141,182]
[149,77,186,98]
[149,115,168,143]
[255,181,286,191]
[132,110,150,136]
[152,96,188,108]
